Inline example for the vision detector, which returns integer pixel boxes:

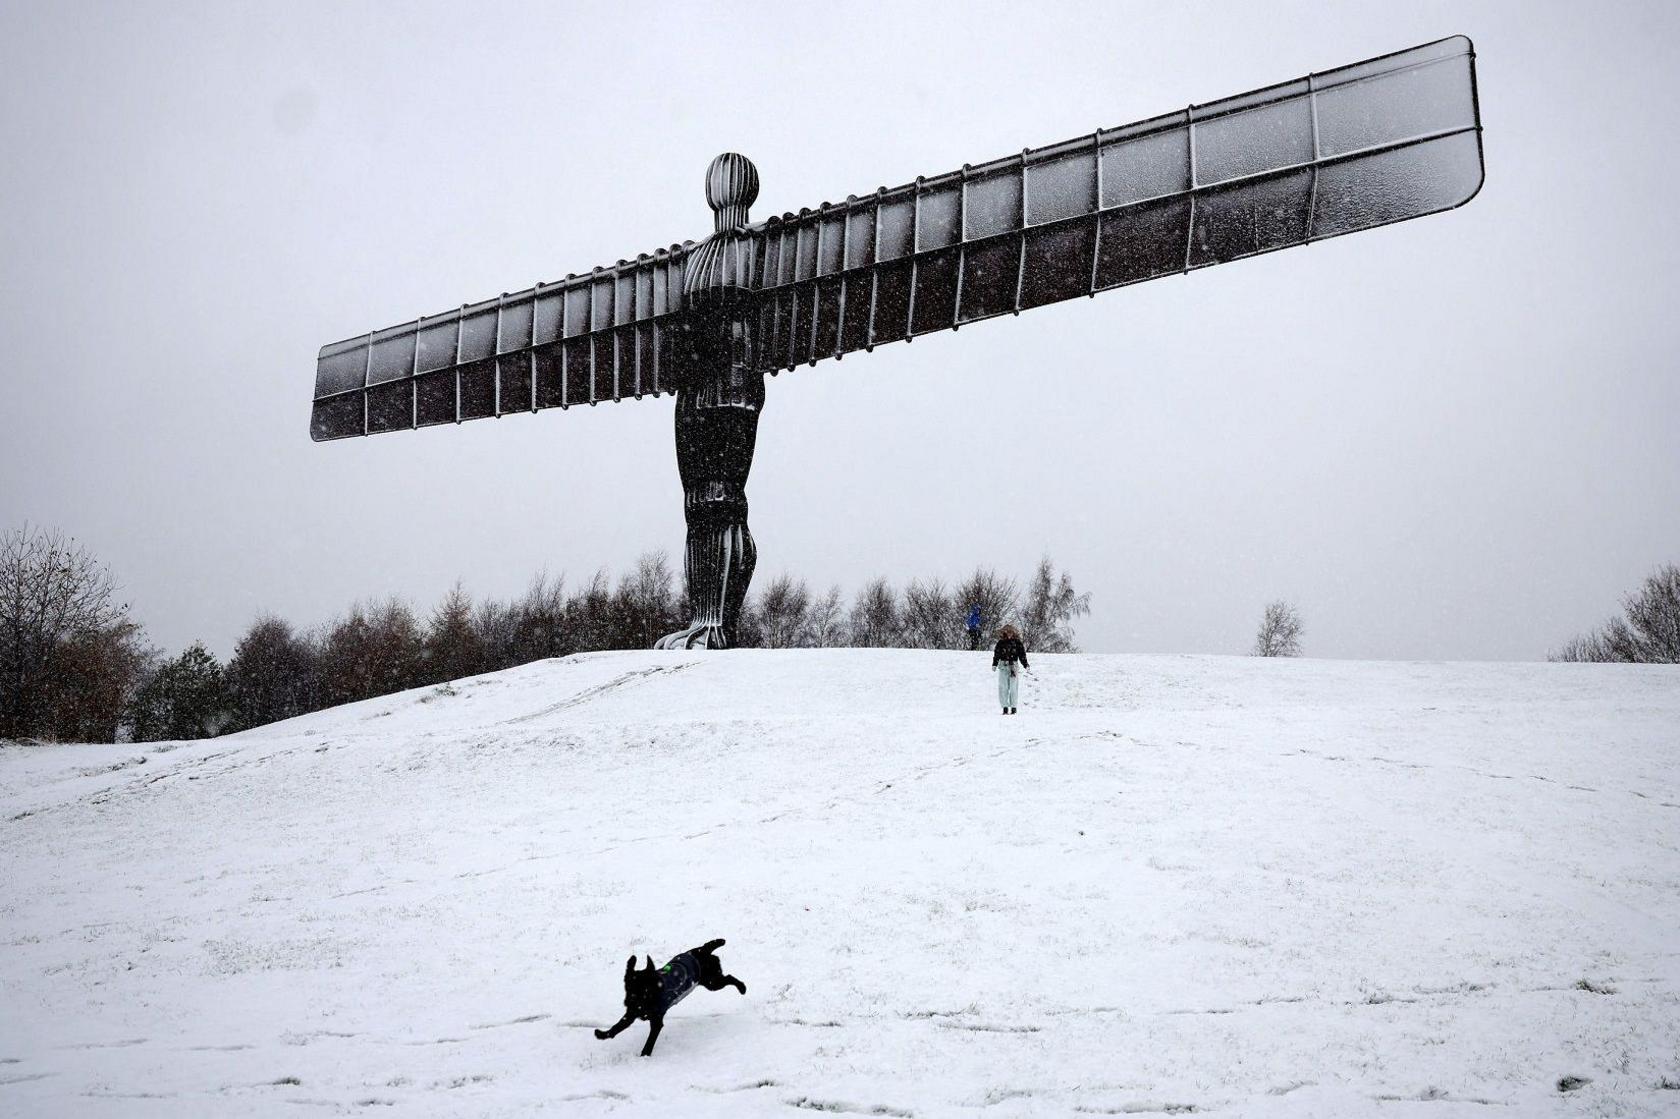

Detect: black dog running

[594,938,746,1056]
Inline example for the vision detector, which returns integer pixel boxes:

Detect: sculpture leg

[656,375,764,650]
[657,482,756,649]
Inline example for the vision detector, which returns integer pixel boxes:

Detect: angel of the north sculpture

[312,35,1483,649]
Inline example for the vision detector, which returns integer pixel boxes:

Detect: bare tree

[806,585,846,648]
[1552,563,1680,663]
[1622,564,1680,661]
[1550,630,1610,663]
[900,577,956,649]
[616,551,678,649]
[753,573,813,648]
[566,570,615,653]
[318,597,422,706]
[474,596,522,672]
[0,524,146,741]
[954,567,1020,643]
[507,572,569,665]
[848,577,901,647]
[1252,600,1304,657]
[1019,557,1092,653]
[40,619,148,743]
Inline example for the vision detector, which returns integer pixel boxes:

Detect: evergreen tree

[224,616,318,731]
[423,582,484,684]
[129,642,228,741]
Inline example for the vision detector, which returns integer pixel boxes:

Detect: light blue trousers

[996,664,1020,709]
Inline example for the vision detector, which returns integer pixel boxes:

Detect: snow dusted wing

[750,35,1483,373]
[311,247,694,442]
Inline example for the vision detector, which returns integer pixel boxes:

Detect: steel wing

[311,245,695,442]
[747,35,1483,374]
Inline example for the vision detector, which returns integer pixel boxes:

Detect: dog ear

[625,955,636,978]
[644,956,656,972]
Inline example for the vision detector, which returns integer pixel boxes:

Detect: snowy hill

[3,651,1679,1117]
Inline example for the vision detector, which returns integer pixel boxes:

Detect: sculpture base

[655,622,730,651]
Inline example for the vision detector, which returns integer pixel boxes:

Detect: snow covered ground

[3,650,1678,1117]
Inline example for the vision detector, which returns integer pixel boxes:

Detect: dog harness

[657,951,702,1012]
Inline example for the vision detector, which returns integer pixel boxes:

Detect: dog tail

[699,938,725,953]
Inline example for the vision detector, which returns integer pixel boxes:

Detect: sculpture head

[705,153,759,231]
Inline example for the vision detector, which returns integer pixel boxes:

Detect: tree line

[1550,564,1680,664]
[1,523,1090,744]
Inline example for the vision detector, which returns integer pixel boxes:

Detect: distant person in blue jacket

[992,625,1029,715]
[966,603,983,651]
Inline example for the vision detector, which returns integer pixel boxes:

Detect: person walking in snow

[966,603,983,651]
[992,624,1029,715]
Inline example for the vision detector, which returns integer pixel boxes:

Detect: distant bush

[1551,564,1680,663]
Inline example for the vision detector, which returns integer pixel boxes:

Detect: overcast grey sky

[2,0,1676,662]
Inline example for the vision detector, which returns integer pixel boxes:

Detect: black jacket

[992,637,1029,669]
[654,951,702,1012]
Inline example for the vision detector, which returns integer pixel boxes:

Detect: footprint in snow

[936,1021,1040,1033]
[695,1079,779,1093]
[1268,1081,1313,1095]
[786,1097,913,1117]
[470,1013,551,1029]
[60,1038,147,1050]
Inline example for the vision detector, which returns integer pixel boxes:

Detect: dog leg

[594,1013,635,1040]
[640,1015,664,1057]
[698,967,747,995]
